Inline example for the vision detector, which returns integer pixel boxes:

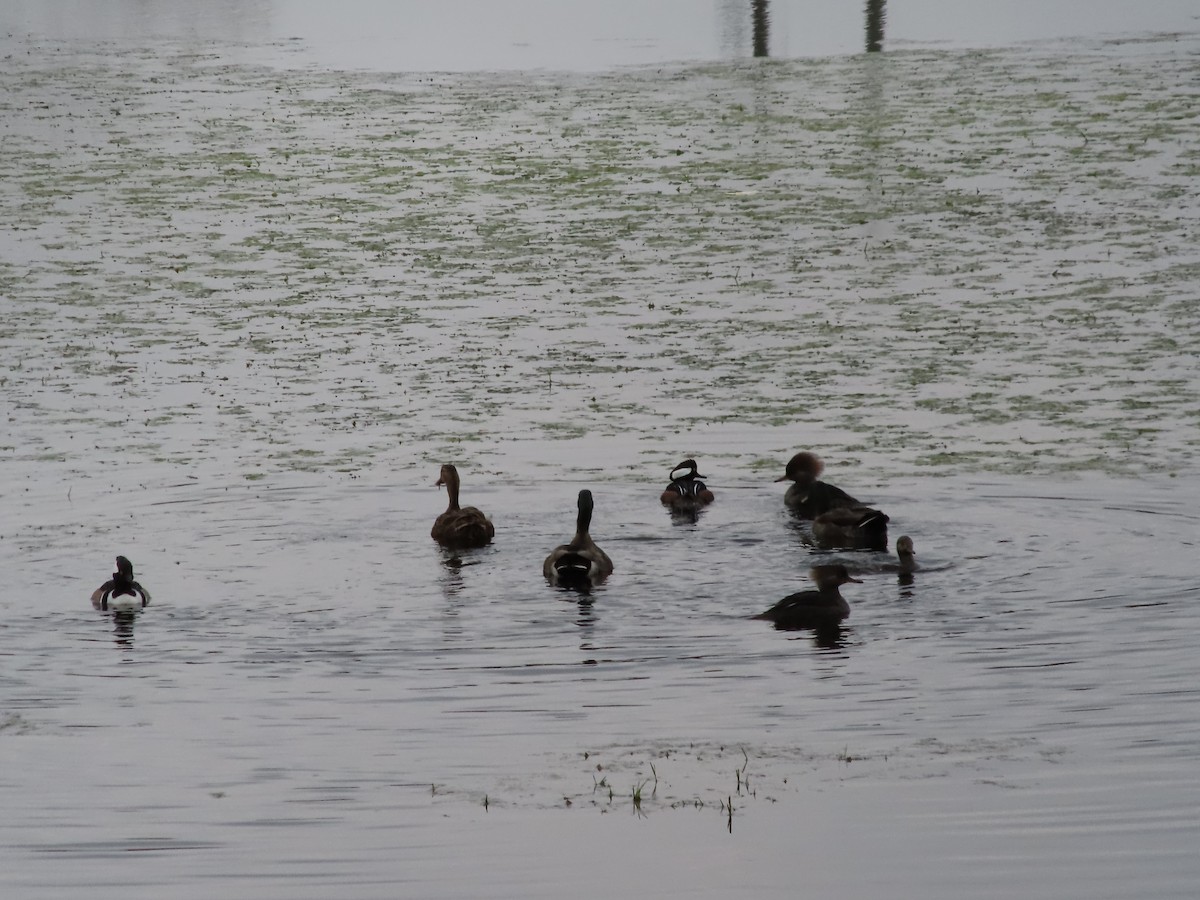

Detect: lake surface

[2,5,1199,898]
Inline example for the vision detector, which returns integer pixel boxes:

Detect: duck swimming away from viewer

[754,565,861,629]
[660,458,715,513]
[544,489,613,588]
[431,464,495,549]
[91,555,151,611]
[776,452,861,518]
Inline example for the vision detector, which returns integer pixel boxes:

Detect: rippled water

[4,474,1200,897]
[2,18,1200,900]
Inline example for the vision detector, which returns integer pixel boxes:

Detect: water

[4,475,1200,897]
[3,0,1199,69]
[2,5,1200,898]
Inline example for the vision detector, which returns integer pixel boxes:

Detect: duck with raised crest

[543,489,613,587]
[91,555,151,611]
[431,464,495,549]
[775,451,861,517]
[660,458,715,512]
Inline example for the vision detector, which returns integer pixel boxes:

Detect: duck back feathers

[91,555,151,611]
[544,489,613,587]
[811,506,890,551]
[431,464,494,549]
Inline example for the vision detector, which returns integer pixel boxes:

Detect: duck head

[577,489,594,515]
[115,555,134,581]
[670,459,707,480]
[810,564,862,590]
[896,536,915,557]
[776,452,824,487]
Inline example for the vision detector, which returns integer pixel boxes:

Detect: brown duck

[885,536,918,573]
[543,489,614,587]
[775,452,861,517]
[811,505,890,551]
[755,565,861,629]
[431,464,495,549]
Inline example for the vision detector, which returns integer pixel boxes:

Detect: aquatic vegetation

[2,36,1198,486]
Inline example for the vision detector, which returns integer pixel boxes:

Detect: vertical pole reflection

[752,0,770,58]
[866,0,887,52]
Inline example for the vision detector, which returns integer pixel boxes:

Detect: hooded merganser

[431,464,495,549]
[775,452,861,517]
[544,489,614,587]
[91,555,151,611]
[754,565,861,629]
[660,458,715,512]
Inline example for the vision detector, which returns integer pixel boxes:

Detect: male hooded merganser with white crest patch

[544,489,613,588]
[660,458,715,512]
[775,452,861,517]
[431,464,495,549]
[91,556,151,611]
[754,565,861,629]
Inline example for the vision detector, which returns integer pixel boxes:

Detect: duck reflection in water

[439,553,467,598]
[110,608,139,647]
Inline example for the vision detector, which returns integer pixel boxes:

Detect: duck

[775,451,861,517]
[91,555,151,611]
[543,489,614,587]
[754,565,861,629]
[811,505,890,551]
[430,464,495,549]
[660,458,715,512]
[884,535,918,573]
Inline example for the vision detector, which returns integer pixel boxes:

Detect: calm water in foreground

[2,7,1199,899]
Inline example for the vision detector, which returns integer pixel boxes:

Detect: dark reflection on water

[866,0,887,52]
[771,620,848,650]
[109,609,138,648]
[666,506,707,526]
[751,0,770,57]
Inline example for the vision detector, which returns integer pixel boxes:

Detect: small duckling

[883,535,918,573]
[544,489,614,587]
[811,505,890,551]
[91,555,151,611]
[775,452,861,517]
[431,464,495,549]
[755,565,861,629]
[660,458,715,512]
